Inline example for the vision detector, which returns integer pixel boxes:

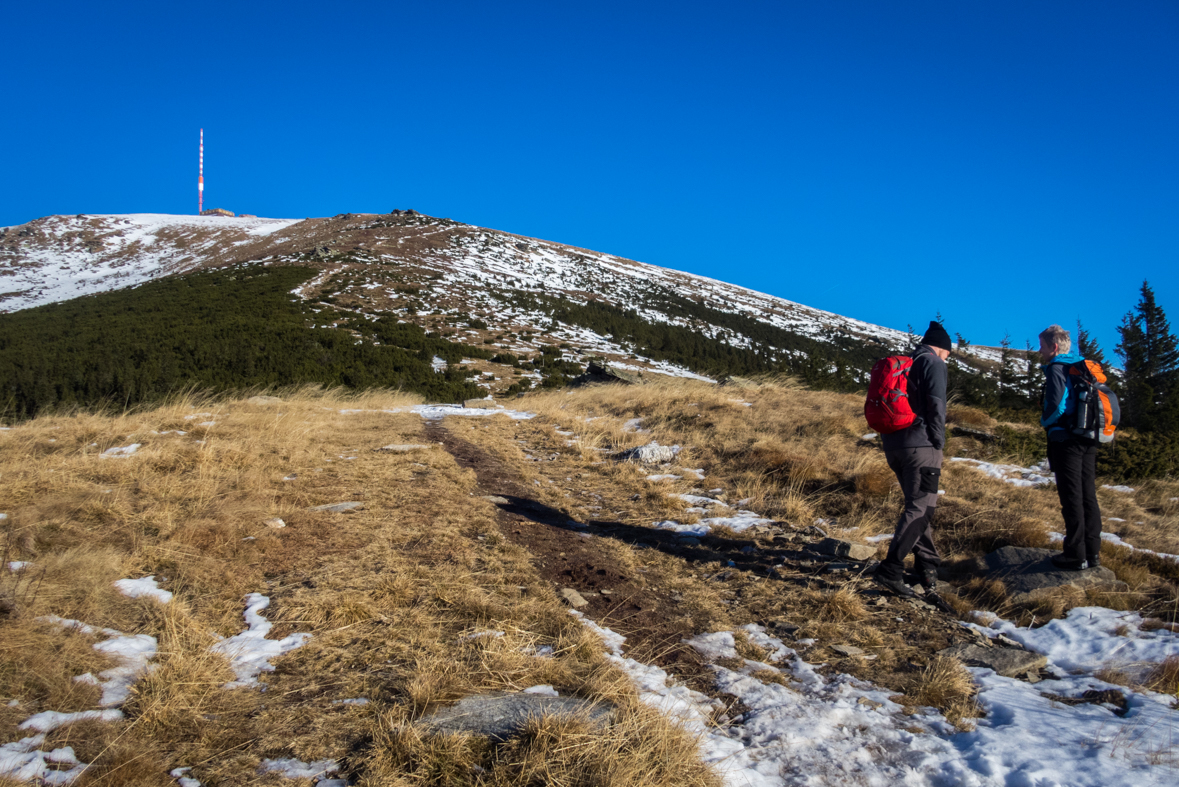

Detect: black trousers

[1047,440,1102,564]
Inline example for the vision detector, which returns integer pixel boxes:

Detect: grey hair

[1039,324,1071,354]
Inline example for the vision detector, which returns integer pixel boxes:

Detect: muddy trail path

[424,420,978,692]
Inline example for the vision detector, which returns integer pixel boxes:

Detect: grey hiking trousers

[877,446,943,582]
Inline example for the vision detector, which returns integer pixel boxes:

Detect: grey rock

[939,643,1048,678]
[246,395,282,405]
[982,546,1128,607]
[570,361,641,387]
[559,588,589,608]
[377,443,432,453]
[308,501,365,513]
[814,538,877,562]
[419,692,615,742]
[481,495,511,505]
[615,442,680,465]
[832,645,865,657]
[951,425,999,443]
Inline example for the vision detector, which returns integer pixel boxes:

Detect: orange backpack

[1067,360,1120,444]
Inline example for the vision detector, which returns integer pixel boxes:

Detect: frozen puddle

[575,605,1179,786]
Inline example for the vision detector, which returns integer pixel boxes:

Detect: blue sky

[3,1,1175,357]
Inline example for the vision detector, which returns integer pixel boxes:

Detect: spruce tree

[998,333,1019,407]
[1116,281,1179,432]
[1023,339,1041,404]
[1075,320,1107,367]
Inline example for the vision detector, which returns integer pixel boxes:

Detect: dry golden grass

[0,388,722,787]
[903,656,981,731]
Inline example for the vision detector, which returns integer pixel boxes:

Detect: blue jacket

[1041,351,1084,442]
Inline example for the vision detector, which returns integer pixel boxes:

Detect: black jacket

[881,345,948,451]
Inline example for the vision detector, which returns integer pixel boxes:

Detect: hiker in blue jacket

[1040,324,1103,570]
[874,321,952,598]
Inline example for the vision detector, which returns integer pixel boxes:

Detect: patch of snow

[18,710,124,733]
[949,456,1054,487]
[523,685,560,697]
[100,443,141,458]
[257,758,339,780]
[865,534,894,543]
[7,561,32,572]
[1097,532,1179,564]
[0,735,87,785]
[113,575,173,604]
[170,766,202,787]
[1101,484,1136,494]
[208,593,312,689]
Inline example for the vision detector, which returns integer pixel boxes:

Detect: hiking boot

[1086,557,1101,569]
[874,573,916,598]
[1050,553,1085,571]
[921,568,939,591]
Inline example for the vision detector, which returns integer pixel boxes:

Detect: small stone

[814,538,877,562]
[247,395,283,405]
[308,501,365,513]
[1024,670,1041,684]
[264,518,286,529]
[559,588,589,608]
[873,597,889,607]
[832,645,865,657]
[857,697,883,709]
[482,495,511,505]
[377,443,432,453]
[600,589,614,596]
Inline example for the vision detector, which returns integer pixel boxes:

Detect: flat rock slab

[308,501,365,513]
[481,495,511,505]
[832,645,865,657]
[615,443,680,464]
[940,643,1047,678]
[419,693,615,742]
[376,443,432,452]
[982,546,1128,606]
[814,538,877,562]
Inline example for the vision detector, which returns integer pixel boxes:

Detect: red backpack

[865,356,916,434]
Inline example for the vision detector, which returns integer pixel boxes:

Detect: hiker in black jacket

[875,321,952,598]
[1039,323,1103,571]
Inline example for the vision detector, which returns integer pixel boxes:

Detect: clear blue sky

[3,1,1176,357]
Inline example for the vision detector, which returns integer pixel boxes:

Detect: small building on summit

[201,208,235,217]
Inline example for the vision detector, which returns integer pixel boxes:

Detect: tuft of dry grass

[904,656,981,730]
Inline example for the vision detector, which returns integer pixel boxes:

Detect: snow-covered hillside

[0,211,1003,377]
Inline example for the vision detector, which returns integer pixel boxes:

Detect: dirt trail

[425,420,712,673]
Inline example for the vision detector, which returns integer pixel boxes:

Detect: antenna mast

[198,129,204,215]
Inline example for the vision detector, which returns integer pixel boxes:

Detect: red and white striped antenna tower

[198,129,204,215]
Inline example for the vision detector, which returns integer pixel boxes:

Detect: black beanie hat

[922,321,952,352]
